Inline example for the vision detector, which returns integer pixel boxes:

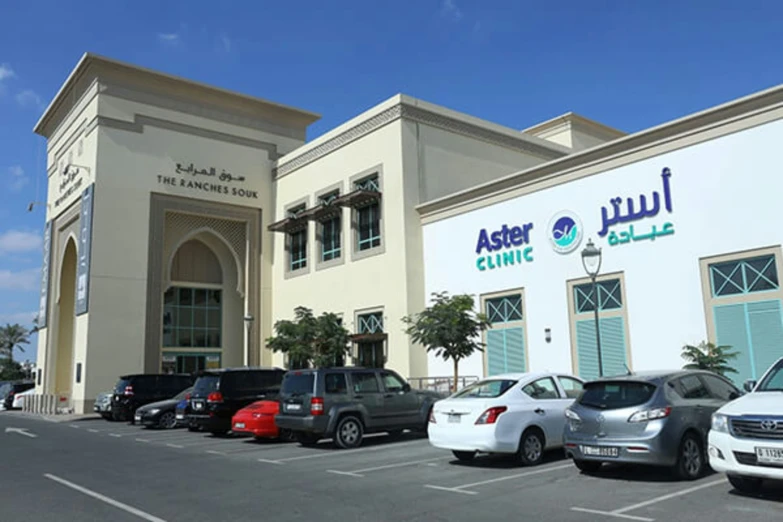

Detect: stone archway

[161,233,243,374]
[54,238,77,396]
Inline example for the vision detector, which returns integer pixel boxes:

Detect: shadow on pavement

[447,449,567,469]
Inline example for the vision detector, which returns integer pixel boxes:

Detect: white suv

[709,357,783,493]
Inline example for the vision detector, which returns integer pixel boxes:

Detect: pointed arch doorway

[54,238,77,396]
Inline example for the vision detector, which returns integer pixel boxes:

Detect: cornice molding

[274,102,567,178]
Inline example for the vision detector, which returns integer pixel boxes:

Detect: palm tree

[681,341,738,376]
[0,323,31,365]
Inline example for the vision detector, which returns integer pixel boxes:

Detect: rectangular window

[357,312,383,334]
[574,279,623,314]
[355,175,381,251]
[318,192,341,262]
[163,287,222,348]
[484,293,525,376]
[289,229,307,271]
[485,295,523,323]
[709,254,779,297]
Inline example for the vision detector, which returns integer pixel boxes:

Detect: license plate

[193,401,204,410]
[581,445,619,457]
[234,422,245,429]
[286,403,302,412]
[756,447,783,465]
[176,414,184,420]
[447,414,461,424]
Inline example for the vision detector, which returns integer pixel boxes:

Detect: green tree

[0,359,25,381]
[681,341,739,376]
[266,306,351,369]
[402,291,491,392]
[0,323,31,365]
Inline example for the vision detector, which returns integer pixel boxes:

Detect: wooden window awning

[267,215,309,234]
[349,332,388,343]
[332,189,382,209]
[298,203,343,222]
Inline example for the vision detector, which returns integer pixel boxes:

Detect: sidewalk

[1,410,101,423]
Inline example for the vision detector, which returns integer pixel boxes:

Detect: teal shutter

[713,304,753,384]
[747,300,783,377]
[575,317,628,380]
[486,327,525,376]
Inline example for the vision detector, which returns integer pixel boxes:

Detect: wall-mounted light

[544,328,552,343]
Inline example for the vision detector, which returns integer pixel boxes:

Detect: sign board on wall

[156,162,260,200]
[75,184,95,316]
[38,220,52,328]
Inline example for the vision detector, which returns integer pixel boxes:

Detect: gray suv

[563,370,742,480]
[275,367,443,449]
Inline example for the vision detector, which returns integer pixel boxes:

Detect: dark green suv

[275,367,443,449]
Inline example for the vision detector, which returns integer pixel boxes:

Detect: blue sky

[1,1,781,361]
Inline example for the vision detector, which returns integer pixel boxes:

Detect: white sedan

[428,372,585,465]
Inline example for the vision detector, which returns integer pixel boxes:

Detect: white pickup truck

[708,356,783,493]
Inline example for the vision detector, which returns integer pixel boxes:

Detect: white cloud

[0,311,37,326]
[440,0,463,21]
[158,32,181,46]
[0,63,14,82]
[0,230,42,254]
[220,34,231,52]
[15,89,44,110]
[0,268,40,291]
[8,165,28,192]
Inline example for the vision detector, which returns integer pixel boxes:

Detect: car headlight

[149,408,160,415]
[711,413,729,433]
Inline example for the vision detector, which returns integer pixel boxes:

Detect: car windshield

[114,378,131,393]
[282,373,315,396]
[756,361,783,391]
[451,379,517,399]
[578,381,657,410]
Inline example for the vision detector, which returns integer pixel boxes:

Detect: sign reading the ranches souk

[157,162,259,200]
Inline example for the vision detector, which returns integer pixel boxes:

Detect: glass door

[177,355,206,374]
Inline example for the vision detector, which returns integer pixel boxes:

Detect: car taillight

[429,409,437,423]
[185,393,191,400]
[475,406,507,425]
[207,391,223,403]
[310,397,324,415]
[628,406,671,423]
[124,385,134,396]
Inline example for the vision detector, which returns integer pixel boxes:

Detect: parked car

[428,372,585,464]
[0,381,13,410]
[175,397,197,430]
[2,381,35,410]
[94,391,113,420]
[709,356,783,493]
[10,387,34,409]
[188,367,286,435]
[110,374,194,422]
[564,370,741,480]
[134,387,193,429]
[275,367,444,449]
[232,400,295,441]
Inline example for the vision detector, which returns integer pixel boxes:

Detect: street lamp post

[581,238,604,377]
[244,314,254,367]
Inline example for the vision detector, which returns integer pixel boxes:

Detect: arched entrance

[161,234,242,374]
[55,238,77,395]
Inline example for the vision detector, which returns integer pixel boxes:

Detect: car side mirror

[728,391,740,401]
[402,383,411,393]
[743,379,757,393]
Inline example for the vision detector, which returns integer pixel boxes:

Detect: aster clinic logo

[548,211,583,254]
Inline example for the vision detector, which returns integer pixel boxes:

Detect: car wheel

[334,415,364,449]
[278,429,296,442]
[674,432,705,480]
[294,431,321,446]
[728,474,763,494]
[452,450,476,461]
[573,459,603,473]
[517,428,545,466]
[158,411,177,430]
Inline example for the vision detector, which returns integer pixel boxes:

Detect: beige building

[30,53,624,413]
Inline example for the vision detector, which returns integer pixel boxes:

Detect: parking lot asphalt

[1,412,782,522]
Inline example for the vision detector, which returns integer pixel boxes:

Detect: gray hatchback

[563,370,742,480]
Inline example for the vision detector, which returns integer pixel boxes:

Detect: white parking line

[257,439,427,465]
[44,473,168,522]
[424,463,573,495]
[165,443,184,448]
[206,450,226,456]
[109,433,122,438]
[569,477,727,521]
[326,457,447,478]
[69,425,80,429]
[87,429,99,433]
[136,438,151,443]
[570,507,653,521]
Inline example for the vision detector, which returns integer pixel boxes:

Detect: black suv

[110,374,194,422]
[275,367,444,449]
[188,367,286,435]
